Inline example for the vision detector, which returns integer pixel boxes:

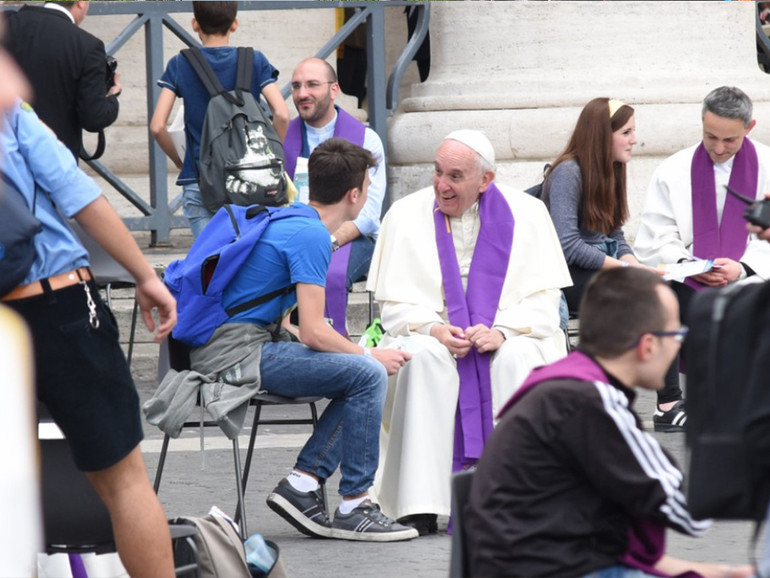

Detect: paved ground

[128,357,766,578]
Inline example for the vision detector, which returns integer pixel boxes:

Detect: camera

[105,56,118,91]
[744,198,770,229]
[725,185,770,229]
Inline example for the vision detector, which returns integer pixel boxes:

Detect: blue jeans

[182,183,214,240]
[580,565,660,578]
[259,341,387,497]
[561,237,622,329]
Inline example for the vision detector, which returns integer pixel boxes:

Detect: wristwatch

[331,235,340,252]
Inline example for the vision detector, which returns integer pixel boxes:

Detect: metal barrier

[26,1,430,245]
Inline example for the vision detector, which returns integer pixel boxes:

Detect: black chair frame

[153,393,323,539]
[39,407,201,577]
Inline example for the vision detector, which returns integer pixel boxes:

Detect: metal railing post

[145,11,171,246]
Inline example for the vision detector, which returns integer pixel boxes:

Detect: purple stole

[433,184,513,471]
[686,139,757,291]
[284,107,367,336]
[283,106,366,179]
[499,352,697,578]
[68,554,88,578]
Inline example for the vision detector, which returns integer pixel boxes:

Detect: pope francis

[367,130,572,534]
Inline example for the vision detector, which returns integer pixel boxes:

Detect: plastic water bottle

[244,533,275,574]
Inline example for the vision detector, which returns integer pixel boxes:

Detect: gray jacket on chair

[143,323,288,439]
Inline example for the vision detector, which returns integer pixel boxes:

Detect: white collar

[305,110,339,135]
[713,154,735,173]
[44,3,75,24]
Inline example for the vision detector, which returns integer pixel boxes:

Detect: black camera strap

[79,130,106,162]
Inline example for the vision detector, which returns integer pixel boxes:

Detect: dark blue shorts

[6,280,143,471]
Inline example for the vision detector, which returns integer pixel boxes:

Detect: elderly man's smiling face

[432,139,493,218]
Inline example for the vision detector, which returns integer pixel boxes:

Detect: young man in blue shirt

[148,138,416,542]
[150,0,289,238]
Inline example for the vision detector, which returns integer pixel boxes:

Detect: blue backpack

[164,202,317,348]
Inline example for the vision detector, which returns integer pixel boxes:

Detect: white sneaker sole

[330,525,419,542]
[266,492,333,539]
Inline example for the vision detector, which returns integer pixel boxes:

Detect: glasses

[290,81,334,92]
[627,326,689,349]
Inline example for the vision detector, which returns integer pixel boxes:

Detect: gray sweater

[544,160,633,270]
[143,322,286,439]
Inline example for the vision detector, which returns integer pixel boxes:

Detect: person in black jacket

[4,1,121,160]
[465,268,754,578]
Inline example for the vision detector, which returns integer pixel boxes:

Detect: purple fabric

[497,350,609,418]
[68,554,88,578]
[283,106,366,178]
[284,107,367,335]
[686,138,757,291]
[620,519,701,578]
[433,183,513,470]
[324,241,352,336]
[283,119,302,179]
[619,520,669,577]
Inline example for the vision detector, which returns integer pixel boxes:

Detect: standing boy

[150,1,289,238]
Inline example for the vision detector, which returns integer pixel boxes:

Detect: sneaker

[397,513,438,536]
[653,399,687,433]
[266,479,332,538]
[332,501,419,542]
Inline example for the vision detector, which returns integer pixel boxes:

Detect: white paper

[294,157,310,204]
[168,104,186,161]
[661,259,715,282]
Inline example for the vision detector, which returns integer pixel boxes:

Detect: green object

[361,318,384,348]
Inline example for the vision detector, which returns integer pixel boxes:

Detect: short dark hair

[578,268,668,358]
[308,138,377,205]
[192,1,237,36]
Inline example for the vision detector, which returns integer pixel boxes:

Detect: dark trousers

[658,281,696,405]
[563,265,597,315]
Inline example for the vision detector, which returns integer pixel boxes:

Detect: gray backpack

[182,46,288,214]
[172,511,288,578]
[171,512,250,577]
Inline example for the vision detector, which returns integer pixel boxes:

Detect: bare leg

[86,447,174,578]
[655,554,754,578]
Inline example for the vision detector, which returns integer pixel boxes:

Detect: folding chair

[38,404,201,578]
[449,469,475,578]
[69,221,140,369]
[152,337,324,538]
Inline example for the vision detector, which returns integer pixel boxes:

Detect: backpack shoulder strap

[235,46,254,94]
[181,46,226,98]
[1,170,35,213]
[222,204,314,318]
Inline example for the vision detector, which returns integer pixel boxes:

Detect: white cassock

[634,141,770,277]
[366,185,572,520]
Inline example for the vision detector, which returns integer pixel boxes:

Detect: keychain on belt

[78,273,100,329]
